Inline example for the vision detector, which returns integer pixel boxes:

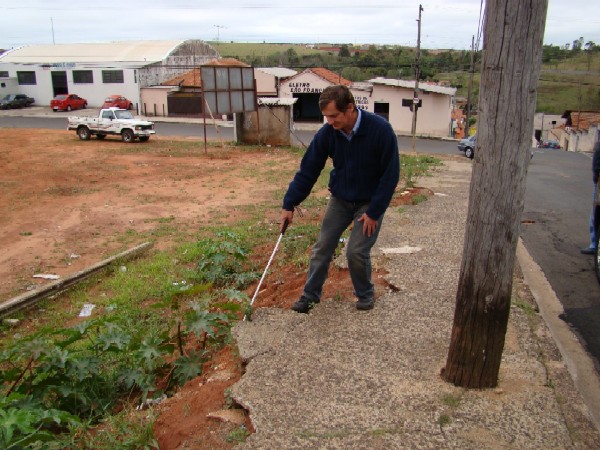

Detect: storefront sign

[355,96,369,111]
[289,82,323,94]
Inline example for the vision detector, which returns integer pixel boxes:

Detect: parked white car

[67,108,155,142]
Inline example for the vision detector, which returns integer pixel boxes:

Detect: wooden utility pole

[443,0,548,389]
[411,4,423,154]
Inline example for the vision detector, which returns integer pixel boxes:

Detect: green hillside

[210,42,330,60]
[212,42,600,114]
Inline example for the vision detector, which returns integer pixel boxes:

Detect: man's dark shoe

[291,296,319,314]
[356,298,374,311]
[580,247,596,255]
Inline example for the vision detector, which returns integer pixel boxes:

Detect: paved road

[2,115,598,369]
[0,115,228,141]
[0,115,459,155]
[521,148,600,370]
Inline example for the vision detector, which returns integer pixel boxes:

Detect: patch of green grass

[115,228,140,244]
[438,414,452,428]
[437,392,462,430]
[513,297,537,318]
[411,194,429,205]
[226,425,250,443]
[279,223,320,269]
[442,393,462,408]
[401,155,442,189]
[143,216,176,224]
[56,407,160,449]
[149,223,178,238]
[369,427,404,436]
[296,429,351,439]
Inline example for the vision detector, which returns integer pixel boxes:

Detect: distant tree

[359,45,382,66]
[338,45,351,58]
[542,44,567,63]
[364,67,386,79]
[419,63,435,80]
[284,48,300,65]
[340,66,364,81]
[572,36,584,52]
[386,69,402,78]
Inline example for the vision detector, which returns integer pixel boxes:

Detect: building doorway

[51,71,68,97]
[292,93,322,121]
[374,102,390,121]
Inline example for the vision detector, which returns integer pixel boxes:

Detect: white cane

[244,218,289,321]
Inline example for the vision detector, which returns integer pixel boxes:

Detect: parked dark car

[539,140,561,149]
[458,134,477,159]
[0,94,35,109]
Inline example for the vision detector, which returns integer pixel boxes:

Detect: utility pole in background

[213,25,226,43]
[411,4,423,154]
[465,35,475,138]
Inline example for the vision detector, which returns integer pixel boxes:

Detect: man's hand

[281,209,294,232]
[358,213,377,237]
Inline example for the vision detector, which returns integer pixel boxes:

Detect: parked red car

[50,94,88,112]
[101,95,132,110]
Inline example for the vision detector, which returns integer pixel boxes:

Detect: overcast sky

[2,1,599,51]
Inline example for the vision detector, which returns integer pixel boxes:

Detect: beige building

[279,68,352,121]
[279,68,456,138]
[533,112,565,144]
[557,111,600,152]
[367,78,456,137]
[255,67,297,97]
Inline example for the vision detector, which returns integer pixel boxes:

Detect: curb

[517,239,600,430]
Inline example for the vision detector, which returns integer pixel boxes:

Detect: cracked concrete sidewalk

[231,157,600,449]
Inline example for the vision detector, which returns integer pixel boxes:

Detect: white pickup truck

[68,108,156,142]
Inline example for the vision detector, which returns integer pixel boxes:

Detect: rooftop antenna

[213,25,226,43]
[51,17,55,44]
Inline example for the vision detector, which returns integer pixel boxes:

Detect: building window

[374,102,390,121]
[102,70,124,83]
[73,70,93,84]
[0,71,9,78]
[17,71,37,85]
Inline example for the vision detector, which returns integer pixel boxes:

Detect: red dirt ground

[0,128,430,449]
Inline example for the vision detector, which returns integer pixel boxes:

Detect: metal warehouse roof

[0,40,185,64]
[369,77,457,96]
[257,67,298,78]
[258,97,298,106]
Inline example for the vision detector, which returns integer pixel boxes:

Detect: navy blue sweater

[283,110,400,220]
[593,140,600,184]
